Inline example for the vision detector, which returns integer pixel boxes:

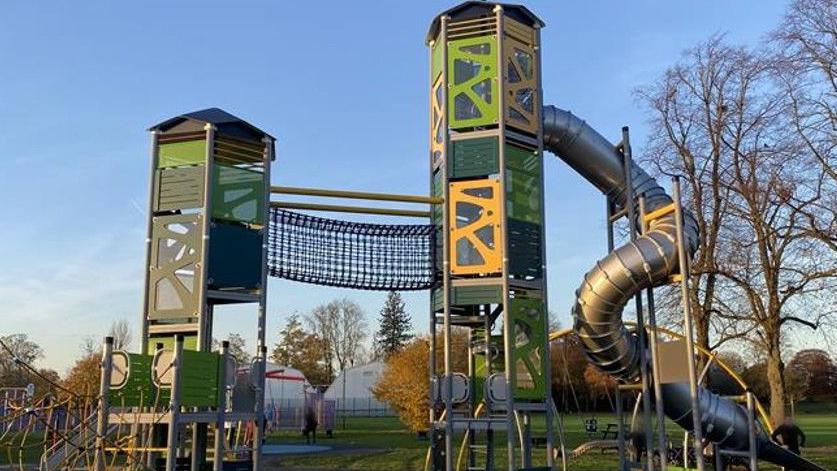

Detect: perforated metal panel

[448,35,498,129]
[449,179,502,275]
[148,214,202,320]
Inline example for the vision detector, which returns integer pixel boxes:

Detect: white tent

[324,361,393,416]
[262,362,312,405]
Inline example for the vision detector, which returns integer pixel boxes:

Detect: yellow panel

[431,75,445,169]
[449,179,503,275]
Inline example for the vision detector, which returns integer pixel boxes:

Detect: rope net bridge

[267,208,438,291]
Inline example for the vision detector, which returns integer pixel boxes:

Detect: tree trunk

[766,344,786,426]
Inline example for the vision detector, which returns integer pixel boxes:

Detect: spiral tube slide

[542,105,825,471]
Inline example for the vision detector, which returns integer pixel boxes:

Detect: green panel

[148,335,199,354]
[212,164,265,224]
[450,137,499,179]
[158,140,207,168]
[505,144,542,224]
[432,39,444,81]
[110,353,156,407]
[432,285,503,312]
[179,350,220,407]
[448,35,498,129]
[473,332,504,404]
[154,166,204,212]
[509,295,547,401]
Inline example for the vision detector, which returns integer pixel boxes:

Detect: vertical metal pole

[672,177,705,471]
[437,13,455,471]
[534,23,555,470]
[746,391,758,471]
[493,6,516,471]
[197,123,217,351]
[639,196,668,470]
[166,336,184,471]
[428,30,439,459]
[253,135,273,471]
[94,337,113,471]
[213,341,229,471]
[622,128,655,471]
[713,443,724,471]
[607,198,627,471]
[140,132,161,355]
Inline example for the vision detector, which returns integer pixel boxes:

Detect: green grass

[268,414,837,471]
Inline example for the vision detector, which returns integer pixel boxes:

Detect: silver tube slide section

[542,105,825,471]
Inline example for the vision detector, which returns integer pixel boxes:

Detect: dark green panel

[472,331,504,404]
[509,295,547,401]
[508,218,542,280]
[154,166,204,212]
[158,140,206,168]
[432,284,503,312]
[450,137,499,179]
[212,165,265,224]
[208,222,262,290]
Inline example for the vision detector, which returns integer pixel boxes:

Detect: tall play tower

[426,3,553,470]
[141,109,274,470]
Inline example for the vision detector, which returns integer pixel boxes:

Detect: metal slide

[541,105,825,471]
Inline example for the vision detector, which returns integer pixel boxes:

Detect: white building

[324,361,394,416]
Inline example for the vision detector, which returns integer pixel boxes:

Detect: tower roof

[426,1,544,44]
[149,107,275,143]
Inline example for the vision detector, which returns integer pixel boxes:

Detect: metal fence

[331,397,395,417]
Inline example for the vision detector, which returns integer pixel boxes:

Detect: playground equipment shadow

[266,415,837,471]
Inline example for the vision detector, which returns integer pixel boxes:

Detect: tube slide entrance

[542,105,825,471]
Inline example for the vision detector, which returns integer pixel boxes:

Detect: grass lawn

[267,414,837,471]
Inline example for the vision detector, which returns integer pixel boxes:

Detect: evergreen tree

[374,291,413,357]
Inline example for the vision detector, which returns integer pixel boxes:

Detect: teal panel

[509,295,547,401]
[207,222,262,290]
[508,218,542,280]
[158,140,206,168]
[212,165,265,224]
[448,35,499,129]
[432,285,503,312]
[450,137,499,179]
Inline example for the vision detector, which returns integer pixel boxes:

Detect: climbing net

[268,209,438,291]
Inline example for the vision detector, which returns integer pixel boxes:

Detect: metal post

[494,6,516,470]
[166,336,184,471]
[342,367,347,430]
[93,337,114,471]
[253,135,273,471]
[213,341,229,471]
[713,443,724,471]
[639,196,668,470]
[672,177,705,471]
[437,13,454,471]
[607,198,627,471]
[746,391,758,471]
[253,345,267,471]
[140,132,161,354]
[622,128,655,471]
[534,23,555,469]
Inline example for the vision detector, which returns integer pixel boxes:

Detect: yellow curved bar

[548,325,773,432]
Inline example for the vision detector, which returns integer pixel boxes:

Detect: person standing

[771,416,806,456]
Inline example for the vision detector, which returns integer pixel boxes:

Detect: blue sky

[0,1,790,373]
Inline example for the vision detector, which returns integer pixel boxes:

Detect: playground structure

[0,2,828,471]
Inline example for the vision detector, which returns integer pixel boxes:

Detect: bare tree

[770,0,837,254]
[638,34,836,424]
[636,36,749,358]
[108,319,133,351]
[307,298,368,377]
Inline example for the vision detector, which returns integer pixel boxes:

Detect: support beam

[272,185,443,204]
[271,201,431,218]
